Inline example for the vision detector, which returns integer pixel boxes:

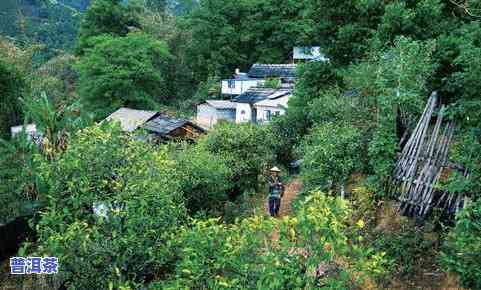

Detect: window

[274,111,280,116]
[263,110,272,121]
[228,80,235,88]
[241,110,246,115]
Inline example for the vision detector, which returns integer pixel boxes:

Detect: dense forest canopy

[1,0,481,289]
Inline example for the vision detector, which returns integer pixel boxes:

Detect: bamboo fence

[389,92,466,218]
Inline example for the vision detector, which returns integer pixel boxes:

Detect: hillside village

[198,47,326,127]
[1,1,481,290]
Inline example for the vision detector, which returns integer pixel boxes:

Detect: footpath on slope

[265,176,464,290]
[267,178,302,243]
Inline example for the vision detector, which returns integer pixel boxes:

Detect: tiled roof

[205,100,237,109]
[105,108,158,132]
[248,64,297,79]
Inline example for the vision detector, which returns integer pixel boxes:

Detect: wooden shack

[143,114,205,141]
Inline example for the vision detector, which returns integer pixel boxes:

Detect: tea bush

[171,143,233,215]
[440,199,481,289]
[152,191,387,289]
[299,122,362,193]
[34,124,187,289]
[198,122,276,196]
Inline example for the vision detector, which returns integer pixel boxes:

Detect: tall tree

[77,33,171,118]
[77,0,140,54]
[0,59,26,139]
[183,0,315,83]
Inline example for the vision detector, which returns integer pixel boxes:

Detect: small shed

[197,100,237,128]
[143,114,205,141]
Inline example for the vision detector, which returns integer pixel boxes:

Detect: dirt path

[278,178,302,217]
[268,178,302,243]
[265,178,302,218]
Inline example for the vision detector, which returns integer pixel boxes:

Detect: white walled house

[221,77,261,96]
[234,87,292,124]
[221,64,297,96]
[198,62,298,126]
[254,93,290,123]
[236,102,253,123]
[248,64,297,84]
[197,100,237,128]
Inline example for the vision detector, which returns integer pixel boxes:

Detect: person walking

[268,166,284,217]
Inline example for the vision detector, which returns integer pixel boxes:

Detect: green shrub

[299,122,362,193]
[0,58,26,139]
[171,143,233,215]
[153,191,386,289]
[34,124,187,289]
[440,199,481,289]
[0,134,43,223]
[442,130,481,201]
[372,224,432,278]
[263,77,281,89]
[198,122,275,196]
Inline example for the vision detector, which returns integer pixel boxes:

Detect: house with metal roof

[247,64,297,83]
[143,114,205,141]
[220,69,264,97]
[104,108,205,141]
[234,87,292,123]
[220,63,297,96]
[196,100,237,128]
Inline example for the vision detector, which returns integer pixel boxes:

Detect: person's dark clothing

[268,176,284,216]
[268,197,281,217]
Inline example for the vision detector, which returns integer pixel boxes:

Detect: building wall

[236,103,252,123]
[255,105,286,123]
[217,108,236,121]
[197,104,236,128]
[221,80,262,95]
[197,104,217,128]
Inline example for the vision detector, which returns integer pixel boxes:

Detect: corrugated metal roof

[267,90,291,100]
[105,108,158,132]
[143,115,188,135]
[142,114,209,137]
[248,64,297,79]
[255,94,291,108]
[234,87,277,104]
[205,100,237,109]
[234,87,292,104]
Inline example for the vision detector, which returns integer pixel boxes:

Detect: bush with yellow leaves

[153,191,387,289]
